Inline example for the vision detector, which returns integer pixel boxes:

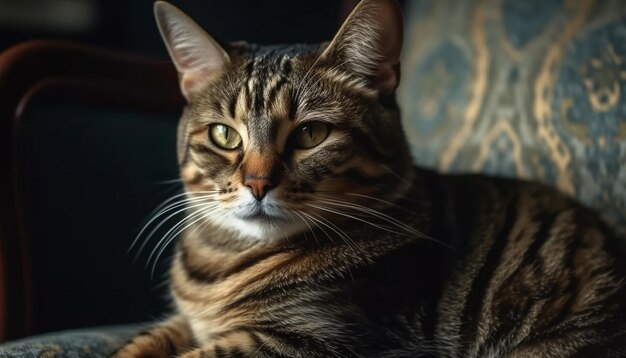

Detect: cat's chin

[203,192,309,241]
[222,216,307,241]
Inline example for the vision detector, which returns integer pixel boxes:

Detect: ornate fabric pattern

[0,325,143,358]
[399,0,626,237]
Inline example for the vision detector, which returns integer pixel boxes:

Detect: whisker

[156,178,184,185]
[130,194,218,253]
[145,209,207,269]
[132,190,219,245]
[151,193,219,219]
[299,211,334,243]
[310,212,361,252]
[292,210,319,247]
[150,191,219,216]
[312,198,459,252]
[133,199,218,261]
[147,205,219,276]
[307,203,403,236]
[186,205,222,239]
[317,198,416,234]
[344,193,409,211]
[304,210,356,249]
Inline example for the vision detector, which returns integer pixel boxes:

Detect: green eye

[209,124,242,150]
[293,121,330,149]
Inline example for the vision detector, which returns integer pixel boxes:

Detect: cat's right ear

[154,1,229,101]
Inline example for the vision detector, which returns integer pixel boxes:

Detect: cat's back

[417,168,626,356]
[421,168,626,255]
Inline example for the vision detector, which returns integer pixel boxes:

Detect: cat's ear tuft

[320,0,403,94]
[154,1,230,101]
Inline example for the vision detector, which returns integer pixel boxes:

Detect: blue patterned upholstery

[0,325,144,358]
[3,0,626,356]
[398,0,626,237]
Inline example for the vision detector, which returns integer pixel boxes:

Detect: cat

[113,0,626,357]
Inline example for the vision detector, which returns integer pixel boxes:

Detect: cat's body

[114,1,626,357]
[118,168,626,357]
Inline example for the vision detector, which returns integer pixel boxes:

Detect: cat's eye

[293,121,331,149]
[209,124,242,150]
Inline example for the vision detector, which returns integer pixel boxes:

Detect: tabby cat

[113,0,626,357]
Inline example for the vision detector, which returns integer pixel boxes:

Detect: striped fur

[114,1,626,357]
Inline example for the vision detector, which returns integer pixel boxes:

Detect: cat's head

[155,0,413,241]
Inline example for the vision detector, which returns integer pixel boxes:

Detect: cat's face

[155,0,411,240]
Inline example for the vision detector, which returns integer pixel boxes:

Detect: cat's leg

[177,329,342,358]
[177,330,267,358]
[112,315,195,358]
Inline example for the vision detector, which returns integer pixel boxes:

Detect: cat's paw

[111,346,168,358]
[111,337,173,358]
[177,348,206,358]
[111,316,193,357]
[177,334,258,358]
[177,347,220,358]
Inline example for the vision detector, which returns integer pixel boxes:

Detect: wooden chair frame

[0,40,184,341]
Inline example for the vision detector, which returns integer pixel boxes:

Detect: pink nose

[244,177,273,200]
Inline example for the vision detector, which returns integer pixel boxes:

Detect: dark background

[1,0,349,335]
[0,0,348,55]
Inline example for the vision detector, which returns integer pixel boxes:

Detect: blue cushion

[399,0,626,237]
[0,324,145,358]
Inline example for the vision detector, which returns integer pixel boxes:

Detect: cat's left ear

[320,0,403,94]
[154,1,230,101]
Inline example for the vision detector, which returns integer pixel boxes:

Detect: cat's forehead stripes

[208,44,370,133]
[212,53,303,154]
[219,44,319,122]
[241,55,296,120]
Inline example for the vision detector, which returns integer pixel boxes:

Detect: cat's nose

[244,176,273,201]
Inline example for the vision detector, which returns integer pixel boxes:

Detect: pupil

[307,125,313,139]
[223,126,229,141]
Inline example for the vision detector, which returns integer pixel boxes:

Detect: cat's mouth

[223,199,307,240]
[235,202,289,221]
